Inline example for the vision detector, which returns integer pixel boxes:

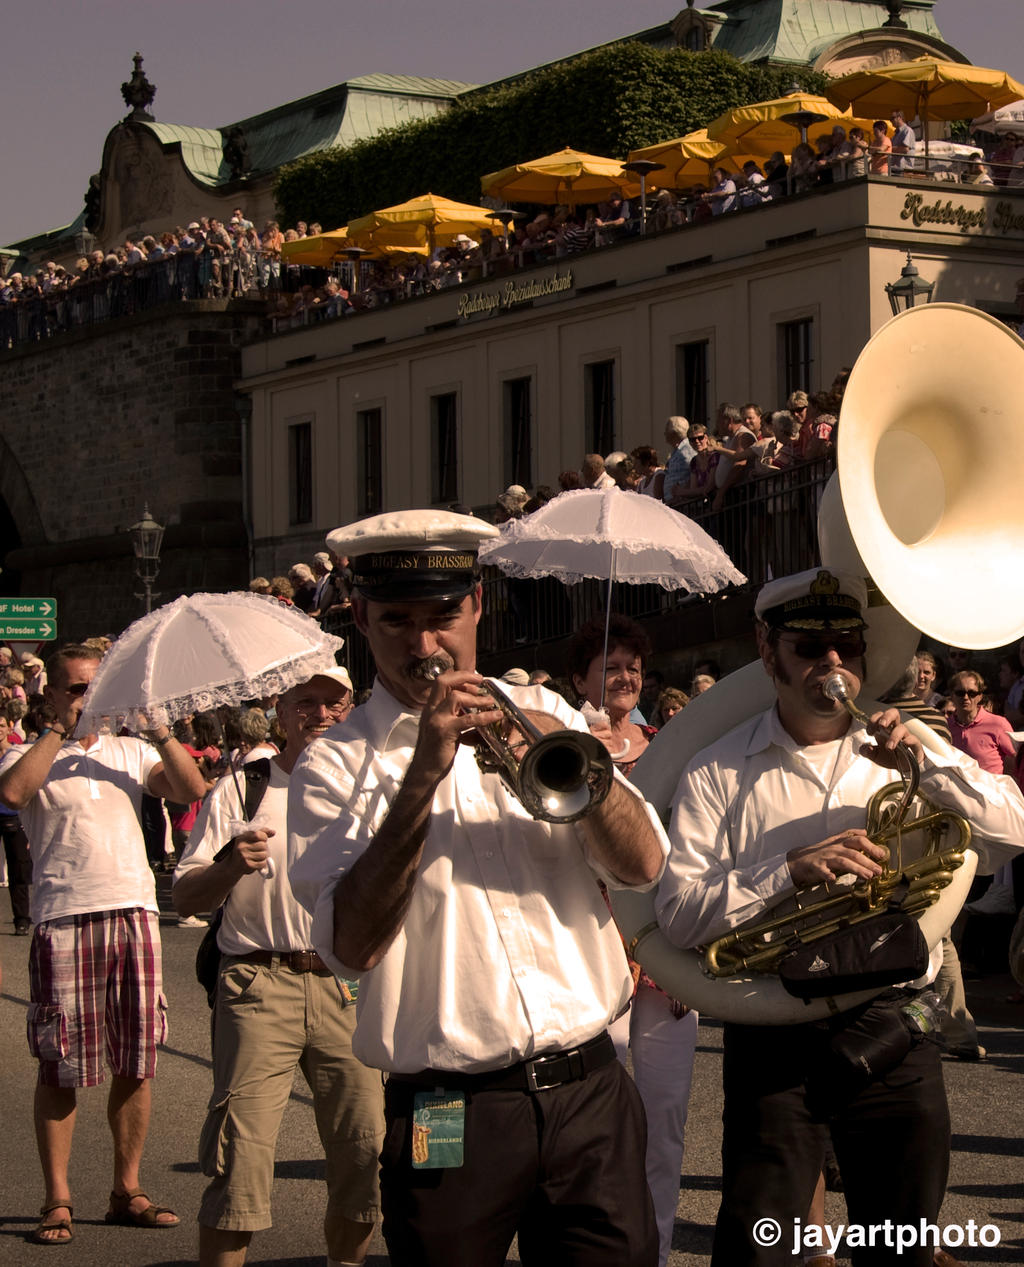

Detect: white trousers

[614,984,699,1267]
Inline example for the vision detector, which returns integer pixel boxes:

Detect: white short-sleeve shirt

[2,735,161,923]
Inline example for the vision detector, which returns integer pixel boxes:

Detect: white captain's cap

[755,567,868,632]
[327,509,498,602]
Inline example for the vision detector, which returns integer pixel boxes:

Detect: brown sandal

[29,1202,74,1246]
[104,1188,179,1228]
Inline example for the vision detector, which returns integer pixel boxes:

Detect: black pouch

[778,911,928,1000]
[807,993,913,1117]
[195,906,225,1007]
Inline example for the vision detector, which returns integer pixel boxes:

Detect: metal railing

[0,248,272,348]
[666,455,833,588]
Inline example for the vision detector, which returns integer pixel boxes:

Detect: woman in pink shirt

[869,120,892,175]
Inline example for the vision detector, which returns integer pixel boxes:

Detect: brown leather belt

[388,1030,615,1094]
[229,949,332,975]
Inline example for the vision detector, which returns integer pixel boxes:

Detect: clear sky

[3,0,1023,247]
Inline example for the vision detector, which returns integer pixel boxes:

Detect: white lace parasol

[478,487,745,591]
[79,591,344,733]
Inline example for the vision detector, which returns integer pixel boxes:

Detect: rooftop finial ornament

[883,1,908,28]
[121,52,156,121]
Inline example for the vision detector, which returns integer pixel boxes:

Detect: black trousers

[140,793,167,867]
[380,1058,658,1267]
[714,1011,950,1267]
[0,814,31,924]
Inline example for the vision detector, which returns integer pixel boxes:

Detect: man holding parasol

[0,641,207,1246]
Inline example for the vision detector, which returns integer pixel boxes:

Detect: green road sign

[0,598,57,619]
[0,619,57,640]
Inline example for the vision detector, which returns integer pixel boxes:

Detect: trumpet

[701,673,971,978]
[425,661,614,823]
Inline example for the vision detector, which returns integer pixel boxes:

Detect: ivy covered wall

[274,45,828,227]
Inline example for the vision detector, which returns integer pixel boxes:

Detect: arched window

[671,9,712,54]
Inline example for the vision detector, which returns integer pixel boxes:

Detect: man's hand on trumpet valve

[411,668,505,783]
[859,707,925,770]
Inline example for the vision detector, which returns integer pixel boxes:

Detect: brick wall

[0,301,264,641]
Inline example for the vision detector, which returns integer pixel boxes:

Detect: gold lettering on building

[900,192,988,233]
[993,201,1024,235]
[457,270,574,320]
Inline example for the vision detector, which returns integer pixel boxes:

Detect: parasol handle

[227,813,275,879]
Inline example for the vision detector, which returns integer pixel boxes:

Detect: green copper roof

[469,2,956,96]
[706,0,947,67]
[347,73,478,95]
[140,74,478,188]
[145,124,225,186]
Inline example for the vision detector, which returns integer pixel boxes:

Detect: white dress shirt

[175,762,315,955]
[288,682,669,1074]
[657,706,1024,958]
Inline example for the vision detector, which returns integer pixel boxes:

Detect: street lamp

[885,251,935,316]
[624,160,665,236]
[129,504,164,614]
[485,208,528,250]
[343,246,367,295]
[779,81,828,147]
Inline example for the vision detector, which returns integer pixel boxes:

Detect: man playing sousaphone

[656,568,1024,1267]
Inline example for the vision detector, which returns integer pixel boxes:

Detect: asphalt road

[0,885,1021,1266]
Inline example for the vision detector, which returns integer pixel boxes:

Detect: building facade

[240,176,1024,575]
[0,2,1003,652]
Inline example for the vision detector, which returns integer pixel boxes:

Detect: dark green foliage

[274,44,829,228]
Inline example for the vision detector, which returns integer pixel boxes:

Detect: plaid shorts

[27,908,167,1088]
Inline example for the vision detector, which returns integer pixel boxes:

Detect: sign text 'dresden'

[1,619,57,640]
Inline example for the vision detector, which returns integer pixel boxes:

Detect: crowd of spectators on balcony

[478,370,847,593]
[0,207,297,345]
[4,118,1024,348]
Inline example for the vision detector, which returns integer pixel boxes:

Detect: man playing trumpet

[288,509,668,1267]
[656,568,1024,1267]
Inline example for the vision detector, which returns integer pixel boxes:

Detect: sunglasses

[63,683,90,697]
[781,634,866,661]
[952,688,981,699]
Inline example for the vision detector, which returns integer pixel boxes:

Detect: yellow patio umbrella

[703,112,890,179]
[804,115,891,147]
[481,147,641,208]
[827,58,1024,161]
[280,230,352,267]
[627,129,733,185]
[280,228,427,267]
[707,91,847,152]
[347,193,499,253]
